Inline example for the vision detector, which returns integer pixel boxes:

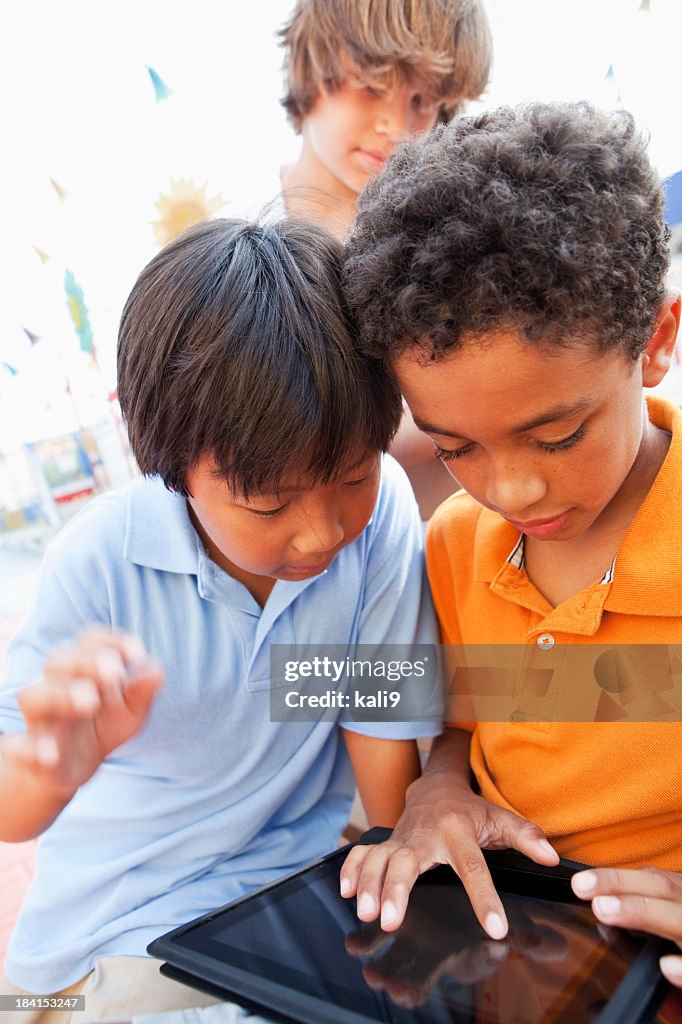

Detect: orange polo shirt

[426,395,682,869]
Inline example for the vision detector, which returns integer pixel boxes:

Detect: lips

[285,559,333,575]
[509,511,571,539]
[356,149,389,172]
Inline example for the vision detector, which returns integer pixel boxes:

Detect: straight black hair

[118,217,401,496]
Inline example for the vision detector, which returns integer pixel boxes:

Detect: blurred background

[1,0,681,617]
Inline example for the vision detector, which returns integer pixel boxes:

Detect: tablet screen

[168,850,658,1024]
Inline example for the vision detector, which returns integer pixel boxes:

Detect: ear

[638,288,675,387]
[641,289,681,387]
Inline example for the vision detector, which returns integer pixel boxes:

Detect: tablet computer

[148,828,673,1024]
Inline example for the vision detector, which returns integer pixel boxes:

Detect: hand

[1,627,163,799]
[340,770,559,939]
[572,866,682,988]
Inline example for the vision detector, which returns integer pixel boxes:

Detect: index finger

[449,836,508,940]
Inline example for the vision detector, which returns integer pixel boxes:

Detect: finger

[450,836,508,940]
[353,844,400,922]
[73,627,150,670]
[660,955,682,988]
[340,843,374,898]
[497,814,559,866]
[572,867,682,910]
[349,841,419,922]
[121,665,164,720]
[18,678,101,722]
[589,893,682,945]
[378,845,423,931]
[44,649,127,706]
[1,732,60,770]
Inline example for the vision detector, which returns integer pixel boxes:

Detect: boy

[340,102,682,989]
[277,0,492,241]
[0,217,440,1016]
[277,0,493,519]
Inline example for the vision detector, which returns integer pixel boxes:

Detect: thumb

[498,812,559,866]
[123,662,164,720]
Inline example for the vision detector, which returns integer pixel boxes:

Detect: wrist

[405,767,473,806]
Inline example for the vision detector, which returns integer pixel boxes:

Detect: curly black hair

[344,102,671,361]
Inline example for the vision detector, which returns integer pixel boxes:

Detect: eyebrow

[413,399,594,440]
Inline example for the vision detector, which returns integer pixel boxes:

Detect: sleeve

[0,509,117,736]
[340,455,443,741]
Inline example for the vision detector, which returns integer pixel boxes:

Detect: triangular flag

[1,361,19,377]
[50,177,68,201]
[23,327,40,345]
[64,269,95,355]
[147,65,172,102]
[34,246,51,264]
[605,65,615,81]
[638,0,650,10]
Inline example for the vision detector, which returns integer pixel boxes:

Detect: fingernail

[484,912,507,940]
[660,955,682,983]
[539,839,557,859]
[36,736,59,765]
[593,895,621,918]
[572,871,597,896]
[122,635,148,667]
[357,893,377,917]
[381,900,398,928]
[96,650,123,686]
[340,877,351,896]
[70,680,99,712]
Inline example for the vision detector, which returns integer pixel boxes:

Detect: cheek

[349,481,381,531]
[413,111,439,133]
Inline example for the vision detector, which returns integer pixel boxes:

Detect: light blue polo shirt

[0,456,440,993]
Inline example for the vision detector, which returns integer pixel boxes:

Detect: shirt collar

[605,394,682,616]
[124,475,202,573]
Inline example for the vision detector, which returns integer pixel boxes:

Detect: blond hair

[279,0,492,132]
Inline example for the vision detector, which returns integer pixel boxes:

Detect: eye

[343,474,370,487]
[536,424,586,453]
[247,504,288,518]
[432,441,474,462]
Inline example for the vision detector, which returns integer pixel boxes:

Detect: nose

[292,500,345,555]
[485,463,547,521]
[374,86,417,142]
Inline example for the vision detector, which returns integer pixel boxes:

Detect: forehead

[190,449,378,499]
[394,331,634,435]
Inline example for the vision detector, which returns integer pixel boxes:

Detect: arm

[572,867,682,988]
[342,730,421,828]
[340,727,559,937]
[0,629,162,842]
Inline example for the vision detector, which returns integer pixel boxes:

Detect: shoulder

[44,485,130,576]
[373,454,421,523]
[427,488,484,557]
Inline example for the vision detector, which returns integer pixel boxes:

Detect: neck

[187,504,275,607]
[280,140,357,241]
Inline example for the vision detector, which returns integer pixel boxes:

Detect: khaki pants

[0,955,227,1024]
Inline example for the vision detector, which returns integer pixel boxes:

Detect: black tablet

[148,828,673,1024]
